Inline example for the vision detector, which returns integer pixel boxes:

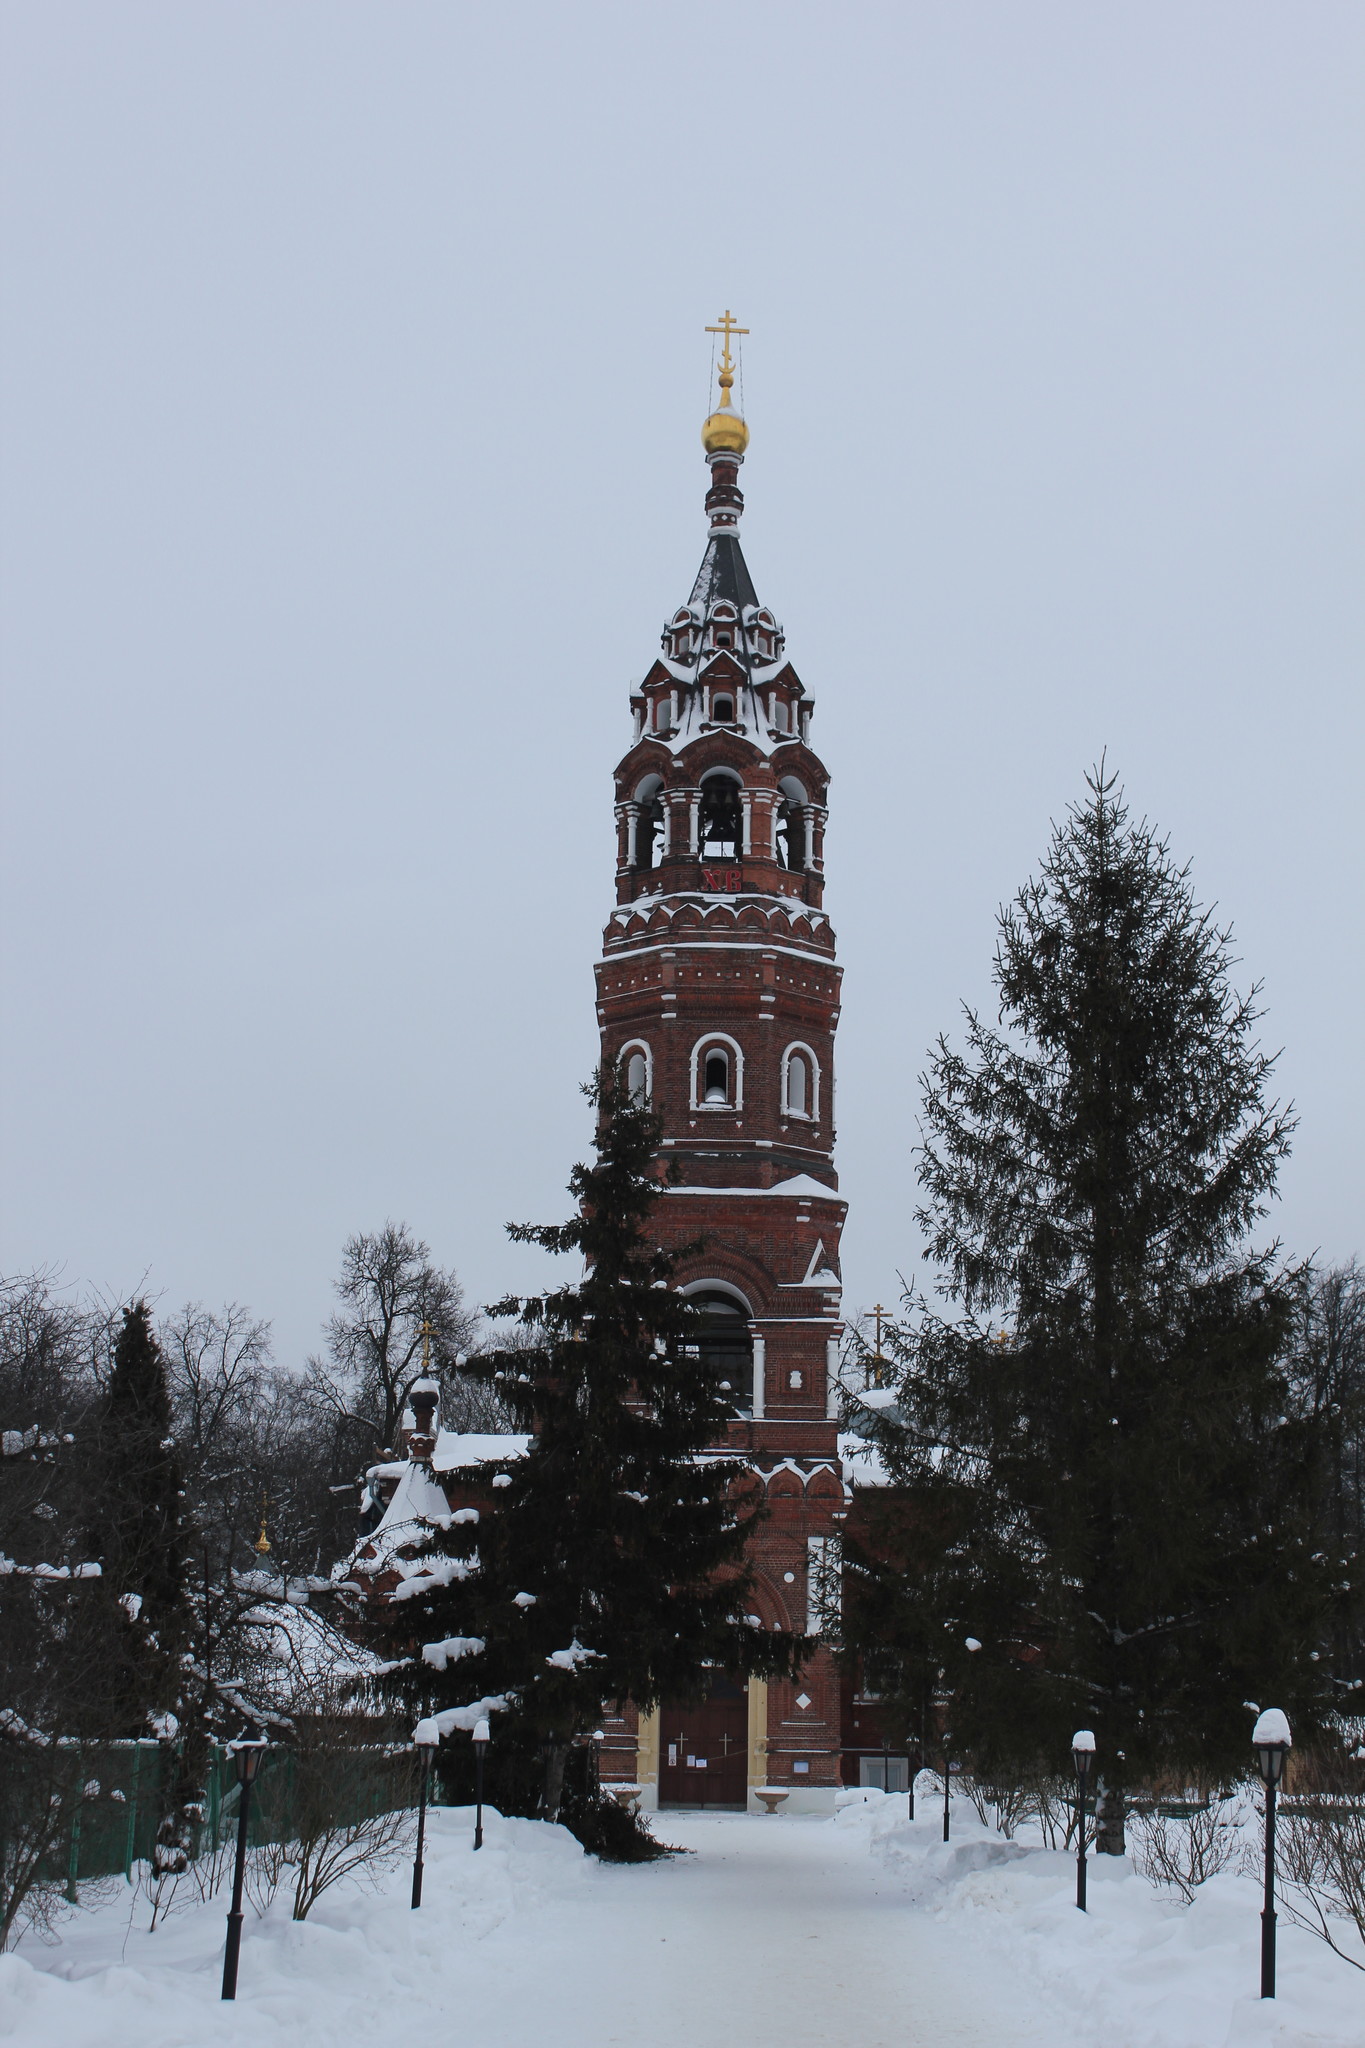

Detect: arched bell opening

[633,773,664,870]
[699,768,743,860]
[777,775,807,872]
[682,1286,755,1420]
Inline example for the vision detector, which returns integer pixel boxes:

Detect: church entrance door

[658,1674,748,1809]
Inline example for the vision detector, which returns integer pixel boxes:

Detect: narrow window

[786,1054,808,1117]
[626,1051,648,1104]
[712,696,733,723]
[703,1050,729,1103]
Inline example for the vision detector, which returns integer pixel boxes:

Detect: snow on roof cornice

[664,1174,844,1204]
[605,896,832,944]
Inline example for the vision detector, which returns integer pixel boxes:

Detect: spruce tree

[88,1302,195,1869]
[372,1075,797,1832]
[844,770,1356,1843]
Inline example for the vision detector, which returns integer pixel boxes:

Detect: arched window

[691,1033,743,1111]
[712,695,734,723]
[699,770,742,859]
[683,1287,754,1419]
[782,1042,821,1121]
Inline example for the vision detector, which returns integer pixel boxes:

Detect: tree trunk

[1095,1777,1126,1856]
[542,1741,570,1824]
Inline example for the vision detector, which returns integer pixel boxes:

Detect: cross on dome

[703,309,750,455]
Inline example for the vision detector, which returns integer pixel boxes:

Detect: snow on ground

[0,1793,1360,2048]
[842,1788,1364,2048]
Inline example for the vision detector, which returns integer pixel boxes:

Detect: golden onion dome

[702,404,750,455]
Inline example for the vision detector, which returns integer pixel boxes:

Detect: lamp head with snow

[1252,1708,1291,1788]
[472,1719,491,1749]
[1071,1730,1096,1774]
[229,1730,267,1786]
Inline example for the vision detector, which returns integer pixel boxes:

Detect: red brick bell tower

[595,318,848,1812]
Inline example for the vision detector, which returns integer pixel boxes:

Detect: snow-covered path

[460,1810,1049,2047]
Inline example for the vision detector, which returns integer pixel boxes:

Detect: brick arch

[679,735,755,782]
[670,1244,779,1322]
[745,1567,796,1634]
[805,1466,844,1505]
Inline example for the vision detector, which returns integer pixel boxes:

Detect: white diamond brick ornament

[796,1692,812,1710]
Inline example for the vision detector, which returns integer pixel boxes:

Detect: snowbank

[835,1788,1365,2048]
[0,1807,590,2048]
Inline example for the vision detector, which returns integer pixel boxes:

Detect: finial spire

[705,309,749,412]
[702,312,750,458]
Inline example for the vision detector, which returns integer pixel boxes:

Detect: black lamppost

[942,1736,952,1843]
[1253,1709,1292,1999]
[1072,1730,1095,1912]
[220,1729,266,2001]
[472,1717,490,1850]
[411,1723,438,1909]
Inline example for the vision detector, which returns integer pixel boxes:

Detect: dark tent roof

[688,533,758,614]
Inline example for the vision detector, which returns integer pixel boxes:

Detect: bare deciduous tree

[307,1223,486,1454]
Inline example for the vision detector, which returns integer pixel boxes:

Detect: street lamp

[1071,1731,1096,1912]
[942,1735,953,1843]
[220,1729,266,2001]
[1253,1708,1292,1999]
[411,1720,438,1909]
[472,1718,490,1850]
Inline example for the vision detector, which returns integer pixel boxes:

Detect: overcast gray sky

[2,1,1361,1367]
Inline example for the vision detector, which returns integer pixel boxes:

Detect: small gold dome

[702,406,749,455]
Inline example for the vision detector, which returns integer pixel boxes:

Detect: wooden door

[658,1675,748,1808]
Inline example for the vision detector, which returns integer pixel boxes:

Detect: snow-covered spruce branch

[413,1695,513,1743]
[421,1636,486,1671]
[0,1555,102,1579]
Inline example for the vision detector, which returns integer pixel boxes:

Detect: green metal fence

[4,1739,419,1890]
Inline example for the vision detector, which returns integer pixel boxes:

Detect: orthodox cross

[870,1303,888,1388]
[705,310,749,403]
